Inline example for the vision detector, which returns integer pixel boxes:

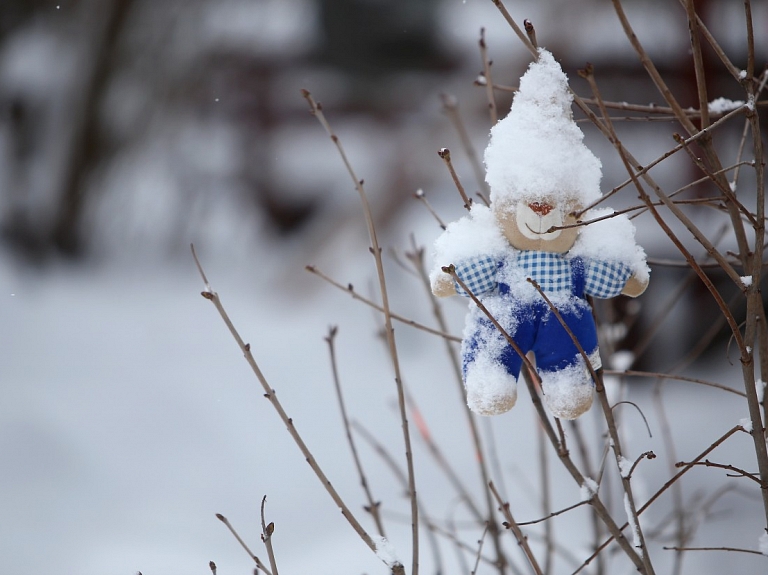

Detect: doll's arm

[452,256,499,298]
[431,255,499,298]
[584,260,633,299]
[585,260,650,298]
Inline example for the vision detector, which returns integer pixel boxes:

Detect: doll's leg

[462,314,529,416]
[534,304,599,420]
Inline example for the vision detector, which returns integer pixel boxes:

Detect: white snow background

[2,211,764,575]
[2,1,768,574]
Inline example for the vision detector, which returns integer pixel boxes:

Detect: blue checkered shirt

[453,251,632,299]
[453,255,499,297]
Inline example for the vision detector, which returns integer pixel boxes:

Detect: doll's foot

[464,358,518,416]
[540,364,594,420]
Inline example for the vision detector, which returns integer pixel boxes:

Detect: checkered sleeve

[584,259,633,298]
[453,256,499,297]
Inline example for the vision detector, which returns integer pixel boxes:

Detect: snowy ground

[1,204,766,574]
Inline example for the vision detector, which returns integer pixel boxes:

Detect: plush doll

[430,49,649,420]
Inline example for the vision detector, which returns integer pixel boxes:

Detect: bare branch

[489,482,544,575]
[194,247,378,558]
[438,148,472,210]
[325,327,387,537]
[479,28,498,125]
[302,89,418,575]
[488,0,537,58]
[215,513,273,575]
[260,496,279,575]
[440,93,490,196]
[304,265,461,343]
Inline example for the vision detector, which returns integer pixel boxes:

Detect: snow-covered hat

[484,49,603,208]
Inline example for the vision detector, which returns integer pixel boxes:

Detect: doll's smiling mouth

[525,223,548,235]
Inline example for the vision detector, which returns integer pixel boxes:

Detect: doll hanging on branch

[430,49,649,420]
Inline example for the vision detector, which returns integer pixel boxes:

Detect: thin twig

[568,419,605,575]
[325,327,386,537]
[627,451,657,480]
[489,0,538,58]
[576,104,750,217]
[523,20,537,50]
[353,422,473,575]
[663,546,766,556]
[676,0,741,80]
[745,0,755,80]
[674,459,763,485]
[194,246,378,559]
[438,148,472,210]
[673,133,757,226]
[612,0,752,261]
[471,523,490,575]
[305,265,460,343]
[580,63,746,359]
[260,496,279,575]
[684,0,710,129]
[215,513,273,575]
[611,401,653,438]
[573,425,744,573]
[489,482,544,575]
[479,28,498,125]
[742,12,768,520]
[603,370,747,398]
[611,0,697,136]
[537,420,554,575]
[301,93,418,575]
[517,500,590,527]
[440,93,490,196]
[414,189,446,230]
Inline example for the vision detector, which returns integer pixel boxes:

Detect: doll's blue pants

[462,297,598,380]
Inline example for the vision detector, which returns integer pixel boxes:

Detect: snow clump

[708,97,745,114]
[618,455,633,478]
[373,535,401,568]
[484,48,603,209]
[624,493,643,556]
[580,476,599,501]
[760,532,768,555]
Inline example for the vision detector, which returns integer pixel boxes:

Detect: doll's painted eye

[528,202,554,216]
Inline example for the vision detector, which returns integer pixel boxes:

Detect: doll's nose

[528,202,554,216]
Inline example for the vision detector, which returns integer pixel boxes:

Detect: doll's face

[494,200,581,253]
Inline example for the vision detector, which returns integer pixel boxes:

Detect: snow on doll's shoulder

[430,204,508,275]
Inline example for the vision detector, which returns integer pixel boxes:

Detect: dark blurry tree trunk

[50,0,134,256]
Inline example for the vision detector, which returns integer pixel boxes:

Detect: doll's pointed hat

[484,49,603,208]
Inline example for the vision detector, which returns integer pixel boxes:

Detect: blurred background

[1,1,767,574]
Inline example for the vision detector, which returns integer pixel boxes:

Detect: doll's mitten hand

[432,273,457,298]
[621,274,649,297]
